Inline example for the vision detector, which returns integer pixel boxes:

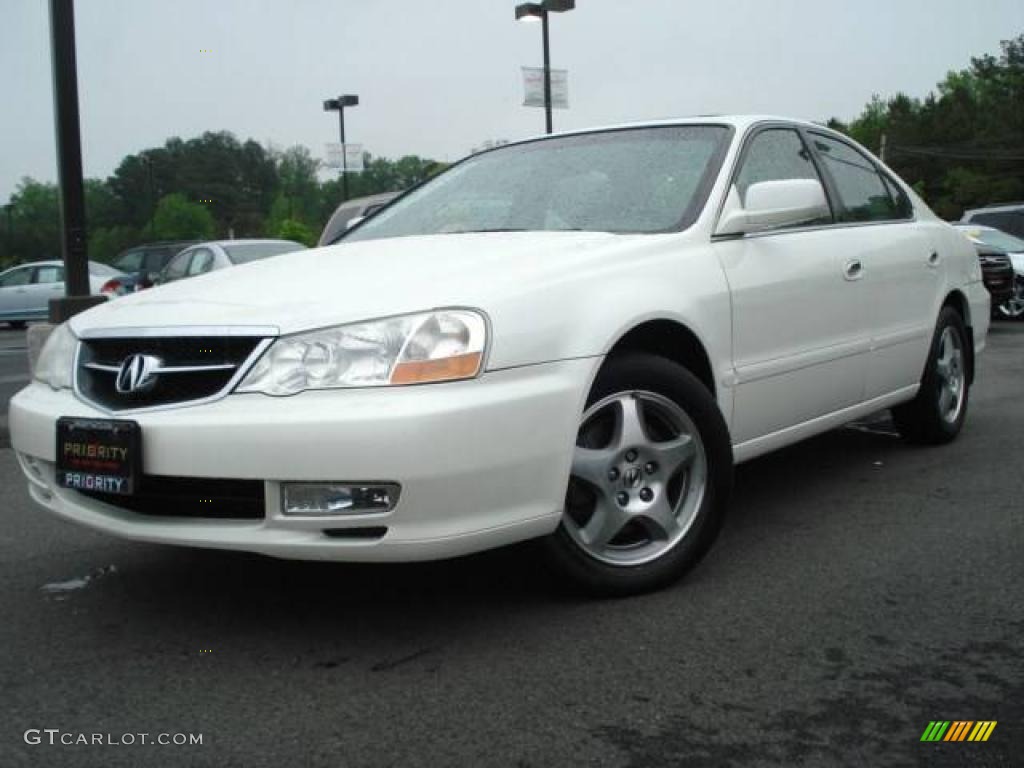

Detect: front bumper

[9,358,597,561]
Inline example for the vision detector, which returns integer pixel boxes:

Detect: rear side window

[811,134,905,223]
[162,250,192,281]
[34,266,64,284]
[187,248,215,276]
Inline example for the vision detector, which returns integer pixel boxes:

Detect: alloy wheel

[564,391,707,566]
[935,326,966,424]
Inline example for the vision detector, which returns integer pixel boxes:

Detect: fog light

[282,483,400,516]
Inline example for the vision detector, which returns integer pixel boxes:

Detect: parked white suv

[10,116,989,595]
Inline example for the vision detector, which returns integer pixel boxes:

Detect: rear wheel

[543,354,732,596]
[892,306,970,444]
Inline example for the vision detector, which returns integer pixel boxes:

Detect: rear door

[25,264,66,316]
[807,132,937,398]
[714,125,870,444]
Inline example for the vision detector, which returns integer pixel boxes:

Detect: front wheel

[542,354,733,596]
[997,276,1024,320]
[892,306,970,444]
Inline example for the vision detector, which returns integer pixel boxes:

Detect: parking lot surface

[0,324,1021,767]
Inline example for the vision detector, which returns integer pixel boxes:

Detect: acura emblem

[115,354,163,394]
[623,466,643,489]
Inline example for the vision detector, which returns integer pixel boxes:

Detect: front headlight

[235,309,487,396]
[33,322,78,390]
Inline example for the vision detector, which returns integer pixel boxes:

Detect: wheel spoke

[639,496,681,541]
[936,357,951,381]
[938,385,954,416]
[613,395,648,452]
[649,434,697,476]
[580,496,630,548]
[571,445,616,488]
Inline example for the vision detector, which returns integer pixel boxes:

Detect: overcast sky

[2,0,1022,202]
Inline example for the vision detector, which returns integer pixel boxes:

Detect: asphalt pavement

[0,324,1021,768]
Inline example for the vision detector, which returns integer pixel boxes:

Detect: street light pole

[516,1,574,135]
[48,0,103,322]
[324,94,359,203]
[541,10,552,134]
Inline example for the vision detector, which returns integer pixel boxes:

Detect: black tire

[7,321,26,330]
[892,306,970,444]
[542,353,733,597]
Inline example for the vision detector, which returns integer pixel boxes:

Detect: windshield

[343,125,730,242]
[962,226,1024,252]
[224,241,306,264]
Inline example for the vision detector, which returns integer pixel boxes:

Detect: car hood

[70,231,663,361]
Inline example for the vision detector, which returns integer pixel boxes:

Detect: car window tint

[0,268,33,287]
[811,134,901,223]
[34,266,64,284]
[735,128,821,201]
[880,174,913,220]
[113,250,145,272]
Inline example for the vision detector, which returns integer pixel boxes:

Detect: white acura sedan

[10,116,989,595]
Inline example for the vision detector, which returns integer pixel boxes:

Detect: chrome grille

[76,334,270,411]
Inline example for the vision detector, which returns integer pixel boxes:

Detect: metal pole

[879,132,888,164]
[339,106,349,202]
[542,10,552,134]
[48,0,98,321]
[147,156,155,238]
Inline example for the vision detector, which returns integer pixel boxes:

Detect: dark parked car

[104,241,198,295]
[960,203,1024,239]
[318,192,401,246]
[954,224,1024,320]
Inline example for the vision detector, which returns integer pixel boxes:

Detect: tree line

[827,34,1024,219]
[2,34,1021,268]
[0,133,445,268]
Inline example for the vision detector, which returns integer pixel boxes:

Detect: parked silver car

[0,260,122,328]
[318,192,401,246]
[157,240,307,285]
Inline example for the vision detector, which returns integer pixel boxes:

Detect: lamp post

[515,0,574,134]
[323,94,359,203]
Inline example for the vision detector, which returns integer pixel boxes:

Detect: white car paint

[9,115,990,562]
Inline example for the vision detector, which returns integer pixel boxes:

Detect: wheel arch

[604,318,718,401]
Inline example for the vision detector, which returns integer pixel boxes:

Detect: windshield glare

[343,126,729,242]
[965,227,1024,252]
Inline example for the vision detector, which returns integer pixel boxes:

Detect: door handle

[843,259,864,281]
[927,252,941,268]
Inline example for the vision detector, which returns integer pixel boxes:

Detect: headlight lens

[33,322,78,390]
[236,310,487,395]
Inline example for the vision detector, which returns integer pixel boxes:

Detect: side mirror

[346,215,366,230]
[715,179,830,236]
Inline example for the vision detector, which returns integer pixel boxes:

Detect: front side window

[0,268,33,288]
[33,266,64,284]
[811,134,903,223]
[735,128,822,200]
[344,126,731,242]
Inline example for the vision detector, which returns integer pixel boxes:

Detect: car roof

[187,239,302,248]
[507,114,826,146]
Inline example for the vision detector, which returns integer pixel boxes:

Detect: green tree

[275,218,315,246]
[149,193,215,240]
